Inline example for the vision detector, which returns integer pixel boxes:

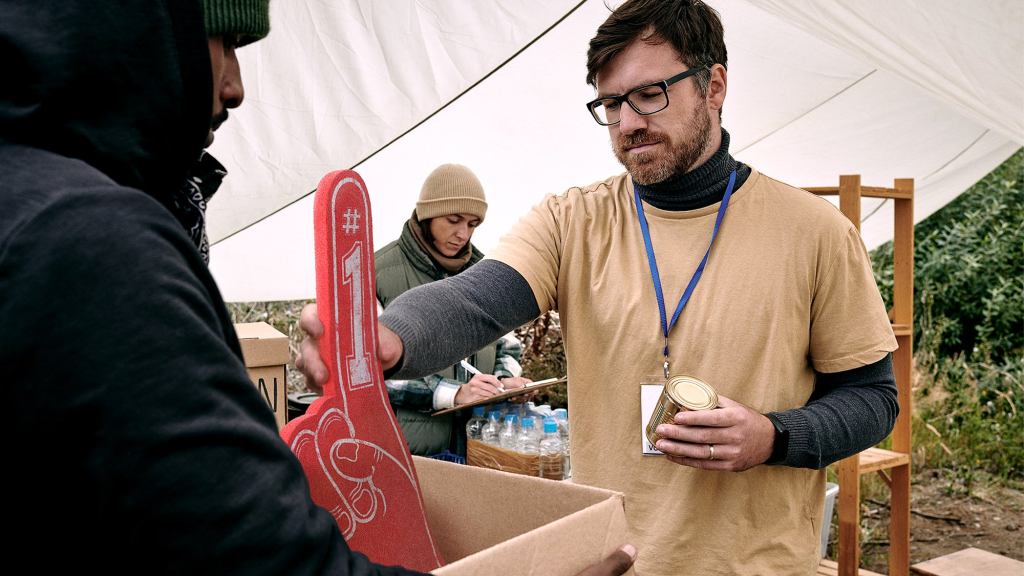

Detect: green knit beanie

[204,0,270,46]
[415,164,488,223]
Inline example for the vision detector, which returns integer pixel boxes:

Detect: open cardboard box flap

[413,456,631,576]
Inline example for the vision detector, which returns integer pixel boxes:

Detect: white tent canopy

[208,0,1024,303]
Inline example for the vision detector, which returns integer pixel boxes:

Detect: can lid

[666,376,719,411]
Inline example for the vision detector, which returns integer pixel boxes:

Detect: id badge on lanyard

[640,380,669,455]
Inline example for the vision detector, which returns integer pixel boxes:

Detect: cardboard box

[235,322,290,429]
[414,456,631,575]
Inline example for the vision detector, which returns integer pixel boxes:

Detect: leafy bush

[913,352,1022,489]
[872,148,1023,486]
[872,149,1023,364]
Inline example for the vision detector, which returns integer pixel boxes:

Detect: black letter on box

[257,377,278,411]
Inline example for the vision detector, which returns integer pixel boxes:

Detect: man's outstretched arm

[297,260,539,391]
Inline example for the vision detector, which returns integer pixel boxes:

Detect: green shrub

[872,148,1023,364]
[872,148,1023,485]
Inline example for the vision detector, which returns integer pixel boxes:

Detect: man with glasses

[300,1,898,573]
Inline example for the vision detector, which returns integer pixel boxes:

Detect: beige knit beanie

[415,164,488,223]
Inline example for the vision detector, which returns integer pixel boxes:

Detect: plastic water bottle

[539,417,565,480]
[482,410,502,445]
[553,408,571,478]
[515,416,541,455]
[526,412,542,433]
[553,409,569,441]
[465,405,487,441]
[499,414,519,449]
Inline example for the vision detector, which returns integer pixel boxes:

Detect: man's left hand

[653,394,776,471]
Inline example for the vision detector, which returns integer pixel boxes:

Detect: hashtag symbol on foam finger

[342,208,361,234]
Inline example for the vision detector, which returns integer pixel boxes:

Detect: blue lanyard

[633,170,737,379]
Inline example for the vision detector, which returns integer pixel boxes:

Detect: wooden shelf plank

[804,186,913,200]
[858,447,910,474]
[818,559,886,576]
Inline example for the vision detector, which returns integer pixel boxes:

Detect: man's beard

[613,101,712,186]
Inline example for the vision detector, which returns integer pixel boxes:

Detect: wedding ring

[708,444,716,461]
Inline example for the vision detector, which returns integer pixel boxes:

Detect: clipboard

[431,376,568,416]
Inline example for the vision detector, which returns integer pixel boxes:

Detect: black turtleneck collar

[633,128,751,211]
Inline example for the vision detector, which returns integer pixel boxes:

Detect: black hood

[0,0,212,203]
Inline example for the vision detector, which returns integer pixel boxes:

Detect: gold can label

[645,376,719,447]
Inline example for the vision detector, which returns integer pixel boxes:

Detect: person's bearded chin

[615,129,663,185]
[614,103,712,186]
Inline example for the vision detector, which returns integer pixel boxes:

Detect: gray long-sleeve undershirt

[380,259,898,470]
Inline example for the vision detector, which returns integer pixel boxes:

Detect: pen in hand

[460,359,505,392]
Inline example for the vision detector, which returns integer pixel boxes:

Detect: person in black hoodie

[0,0,639,574]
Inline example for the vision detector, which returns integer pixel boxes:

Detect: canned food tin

[645,375,719,447]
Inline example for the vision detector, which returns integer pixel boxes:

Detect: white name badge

[640,384,666,455]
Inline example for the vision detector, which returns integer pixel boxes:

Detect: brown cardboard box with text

[235,322,289,429]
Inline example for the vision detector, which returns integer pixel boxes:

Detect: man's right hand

[573,545,637,576]
[295,303,405,394]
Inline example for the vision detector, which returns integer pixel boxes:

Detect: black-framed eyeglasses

[586,66,706,126]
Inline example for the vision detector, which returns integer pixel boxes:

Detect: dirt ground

[839,468,1023,573]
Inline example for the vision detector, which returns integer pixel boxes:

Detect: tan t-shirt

[490,169,897,575]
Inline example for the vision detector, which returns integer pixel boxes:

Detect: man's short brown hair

[585,0,727,94]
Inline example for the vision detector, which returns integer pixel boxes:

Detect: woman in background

[375,164,531,457]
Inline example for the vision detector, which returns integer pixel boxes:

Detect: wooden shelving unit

[807,175,915,576]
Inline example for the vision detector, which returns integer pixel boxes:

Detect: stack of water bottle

[465,402,570,480]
